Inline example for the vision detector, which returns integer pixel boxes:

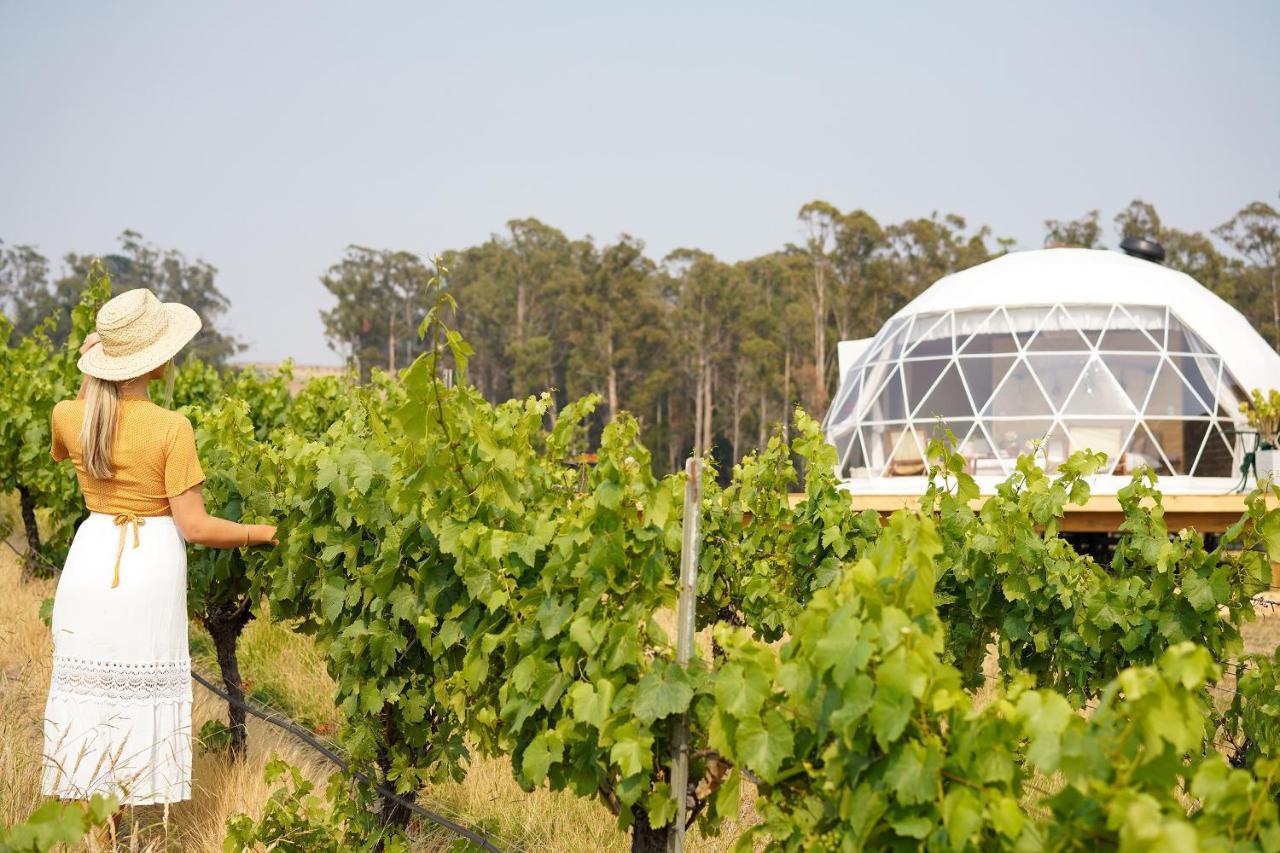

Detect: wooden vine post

[667,456,701,853]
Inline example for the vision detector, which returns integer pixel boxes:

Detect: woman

[41,287,277,812]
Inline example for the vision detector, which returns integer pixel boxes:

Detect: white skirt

[41,512,192,805]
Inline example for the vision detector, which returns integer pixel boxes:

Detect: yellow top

[50,398,206,517]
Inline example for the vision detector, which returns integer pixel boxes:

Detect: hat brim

[77,303,203,381]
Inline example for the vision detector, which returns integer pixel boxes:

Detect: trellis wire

[189,670,501,851]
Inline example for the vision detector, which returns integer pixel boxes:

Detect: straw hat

[77,288,202,381]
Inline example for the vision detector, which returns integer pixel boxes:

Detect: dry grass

[0,545,56,831]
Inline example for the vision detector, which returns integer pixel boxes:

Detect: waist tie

[111,513,145,588]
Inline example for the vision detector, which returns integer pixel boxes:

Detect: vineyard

[6,263,1280,852]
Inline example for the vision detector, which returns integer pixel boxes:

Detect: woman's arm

[169,485,278,548]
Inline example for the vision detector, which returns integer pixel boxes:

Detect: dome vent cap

[1120,236,1166,264]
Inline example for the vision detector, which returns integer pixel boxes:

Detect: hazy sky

[3,2,1278,364]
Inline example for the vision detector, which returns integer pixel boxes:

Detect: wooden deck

[797,492,1277,533]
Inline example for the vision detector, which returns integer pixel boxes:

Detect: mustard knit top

[50,399,206,516]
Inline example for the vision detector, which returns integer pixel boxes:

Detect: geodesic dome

[824,248,1280,493]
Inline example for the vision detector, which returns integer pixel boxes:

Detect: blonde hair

[163,361,176,408]
[81,376,121,479]
[80,361,174,478]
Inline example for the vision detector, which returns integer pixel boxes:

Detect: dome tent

[823,248,1280,494]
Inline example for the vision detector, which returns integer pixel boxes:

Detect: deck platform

[811,492,1277,534]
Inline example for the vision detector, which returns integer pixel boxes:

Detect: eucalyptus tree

[662,249,741,460]
[796,200,841,411]
[2,232,242,363]
[740,252,809,441]
[0,241,54,341]
[65,230,243,365]
[1217,197,1280,350]
[1109,199,1235,301]
[1044,209,1105,248]
[320,245,435,377]
[566,235,664,423]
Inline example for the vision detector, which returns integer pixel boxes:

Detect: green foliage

[260,377,474,794]
[444,412,692,825]
[1011,645,1280,848]
[709,546,1280,850]
[0,795,117,853]
[198,719,235,753]
[165,356,224,410]
[0,260,109,568]
[284,370,358,441]
[254,273,704,833]
[224,758,409,853]
[186,397,275,618]
[922,428,1268,704]
[698,411,879,642]
[1225,648,1280,769]
[1240,388,1280,447]
[704,510,1024,850]
[0,258,110,563]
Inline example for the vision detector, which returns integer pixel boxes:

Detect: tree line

[4,196,1278,472]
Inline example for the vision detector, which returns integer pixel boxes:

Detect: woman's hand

[79,331,101,355]
[248,524,279,547]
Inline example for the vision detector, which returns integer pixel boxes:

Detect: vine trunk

[17,484,44,581]
[630,804,668,853]
[374,707,413,845]
[201,601,253,759]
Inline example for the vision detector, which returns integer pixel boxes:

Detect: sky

[2,2,1278,365]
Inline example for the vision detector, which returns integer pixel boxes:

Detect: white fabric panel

[837,338,874,381]
[42,513,192,805]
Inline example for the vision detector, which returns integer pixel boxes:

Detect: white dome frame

[823,249,1280,494]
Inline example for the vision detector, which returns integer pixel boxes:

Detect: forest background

[3,195,1278,473]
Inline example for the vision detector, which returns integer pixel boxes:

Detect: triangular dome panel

[1191,423,1236,477]
[905,313,948,352]
[1099,305,1160,351]
[1062,418,1137,472]
[1063,304,1108,346]
[840,428,868,476]
[1114,423,1174,477]
[982,417,1057,466]
[1026,305,1091,352]
[1062,357,1136,416]
[958,307,1019,355]
[1025,354,1089,411]
[1165,312,1212,354]
[1101,354,1161,412]
[1005,306,1052,349]
[913,361,973,419]
[902,358,950,413]
[882,426,926,477]
[958,355,1016,412]
[909,312,955,357]
[982,359,1054,418]
[1168,355,1219,412]
[1144,359,1213,419]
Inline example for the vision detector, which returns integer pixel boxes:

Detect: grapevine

[7,272,1280,851]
